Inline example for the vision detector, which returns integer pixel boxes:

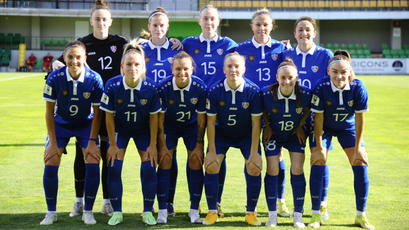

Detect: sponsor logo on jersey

[219,100,225,107]
[348,100,354,107]
[326,100,332,106]
[110,45,117,53]
[44,84,52,96]
[311,94,320,106]
[83,92,91,99]
[140,99,148,105]
[217,48,223,55]
[117,98,123,104]
[169,99,175,105]
[101,93,109,104]
[271,107,278,114]
[242,102,249,109]
[272,54,278,61]
[249,55,255,62]
[191,97,198,105]
[194,49,200,55]
[311,65,319,73]
[296,107,302,114]
[145,57,150,63]
[62,89,68,96]
[206,99,210,110]
[168,57,173,64]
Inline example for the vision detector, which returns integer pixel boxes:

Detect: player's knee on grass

[247,162,261,176]
[205,160,220,174]
[189,154,203,170]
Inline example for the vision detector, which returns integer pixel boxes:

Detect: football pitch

[0,72,408,229]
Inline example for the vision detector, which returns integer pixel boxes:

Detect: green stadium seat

[362,43,368,49]
[13,33,23,44]
[405,49,409,56]
[340,43,348,49]
[350,49,357,55]
[354,43,362,49]
[5,33,13,44]
[347,43,355,50]
[59,40,67,46]
[333,43,340,49]
[385,54,392,58]
[325,43,333,50]
[382,49,391,56]
[381,43,388,50]
[358,54,366,58]
[0,33,5,44]
[51,39,59,46]
[363,49,371,56]
[398,49,405,56]
[403,44,409,50]
[43,39,51,46]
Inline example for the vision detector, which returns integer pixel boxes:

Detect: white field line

[0,73,44,82]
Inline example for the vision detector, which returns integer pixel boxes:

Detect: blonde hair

[121,39,146,80]
[224,51,245,66]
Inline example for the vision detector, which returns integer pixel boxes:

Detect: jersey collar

[296,43,316,56]
[148,38,170,50]
[199,33,218,43]
[172,77,192,91]
[122,77,142,91]
[330,80,350,92]
[277,86,296,100]
[65,67,85,83]
[251,36,273,48]
[224,78,244,92]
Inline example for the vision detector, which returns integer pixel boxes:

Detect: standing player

[236,8,290,216]
[156,51,207,224]
[40,41,103,225]
[262,58,311,228]
[100,41,161,226]
[52,0,128,217]
[281,16,333,219]
[203,52,263,226]
[42,52,54,72]
[308,50,374,230]
[183,5,237,216]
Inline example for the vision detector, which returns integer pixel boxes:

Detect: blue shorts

[46,122,92,149]
[306,113,333,150]
[165,126,197,151]
[263,134,305,157]
[310,128,364,150]
[113,130,150,151]
[214,133,261,160]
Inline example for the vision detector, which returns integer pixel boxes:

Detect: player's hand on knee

[262,126,273,145]
[294,126,306,144]
[352,147,368,166]
[107,145,120,167]
[84,141,100,163]
[44,143,61,164]
[310,146,326,165]
[204,152,219,174]
[146,144,158,167]
[246,153,262,176]
[158,146,172,166]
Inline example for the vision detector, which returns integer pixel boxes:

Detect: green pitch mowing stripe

[0,74,408,229]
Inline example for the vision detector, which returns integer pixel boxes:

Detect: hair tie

[148,12,167,22]
[329,59,350,68]
[277,64,297,72]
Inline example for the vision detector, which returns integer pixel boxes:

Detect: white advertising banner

[351,58,409,75]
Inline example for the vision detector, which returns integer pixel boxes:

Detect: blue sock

[168,151,178,204]
[245,167,261,212]
[140,161,157,212]
[186,159,191,200]
[217,159,226,204]
[352,165,369,212]
[310,165,325,211]
[84,163,100,211]
[157,168,170,210]
[321,164,329,203]
[204,172,218,210]
[264,174,278,211]
[108,160,123,212]
[278,159,286,199]
[291,172,306,213]
[189,168,204,209]
[43,165,59,212]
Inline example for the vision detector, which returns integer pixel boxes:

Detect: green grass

[0,72,408,229]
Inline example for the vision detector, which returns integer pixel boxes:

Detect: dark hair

[142,7,169,39]
[63,40,86,56]
[91,0,111,17]
[270,58,302,106]
[121,39,146,79]
[294,16,317,31]
[328,49,355,82]
[172,51,196,71]
[251,8,275,29]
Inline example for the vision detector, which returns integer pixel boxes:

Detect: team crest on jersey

[145,57,150,63]
[296,107,302,114]
[348,100,354,107]
[249,55,255,62]
[168,57,173,64]
[83,92,91,99]
[326,100,332,106]
[117,98,123,104]
[62,89,68,96]
[110,45,117,53]
[272,54,278,61]
[140,99,148,105]
[194,49,200,55]
[311,65,319,73]
[191,97,198,105]
[206,99,210,110]
[242,102,249,109]
[169,99,175,105]
[217,49,223,55]
[219,100,225,107]
[271,108,278,114]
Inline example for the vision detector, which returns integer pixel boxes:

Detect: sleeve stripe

[100,107,115,113]
[196,110,206,114]
[310,108,324,113]
[91,103,100,106]
[251,112,263,116]
[150,108,161,114]
[206,113,216,116]
[43,98,56,102]
[355,109,369,113]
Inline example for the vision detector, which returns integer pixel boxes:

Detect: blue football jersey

[281,44,333,90]
[182,34,237,87]
[311,78,369,131]
[236,37,286,89]
[43,66,103,127]
[158,75,207,130]
[262,85,312,141]
[142,39,179,83]
[100,75,161,134]
[207,78,263,140]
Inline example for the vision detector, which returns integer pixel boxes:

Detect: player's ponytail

[121,39,146,80]
[329,49,355,82]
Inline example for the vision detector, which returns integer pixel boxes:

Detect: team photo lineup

[38,0,375,229]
